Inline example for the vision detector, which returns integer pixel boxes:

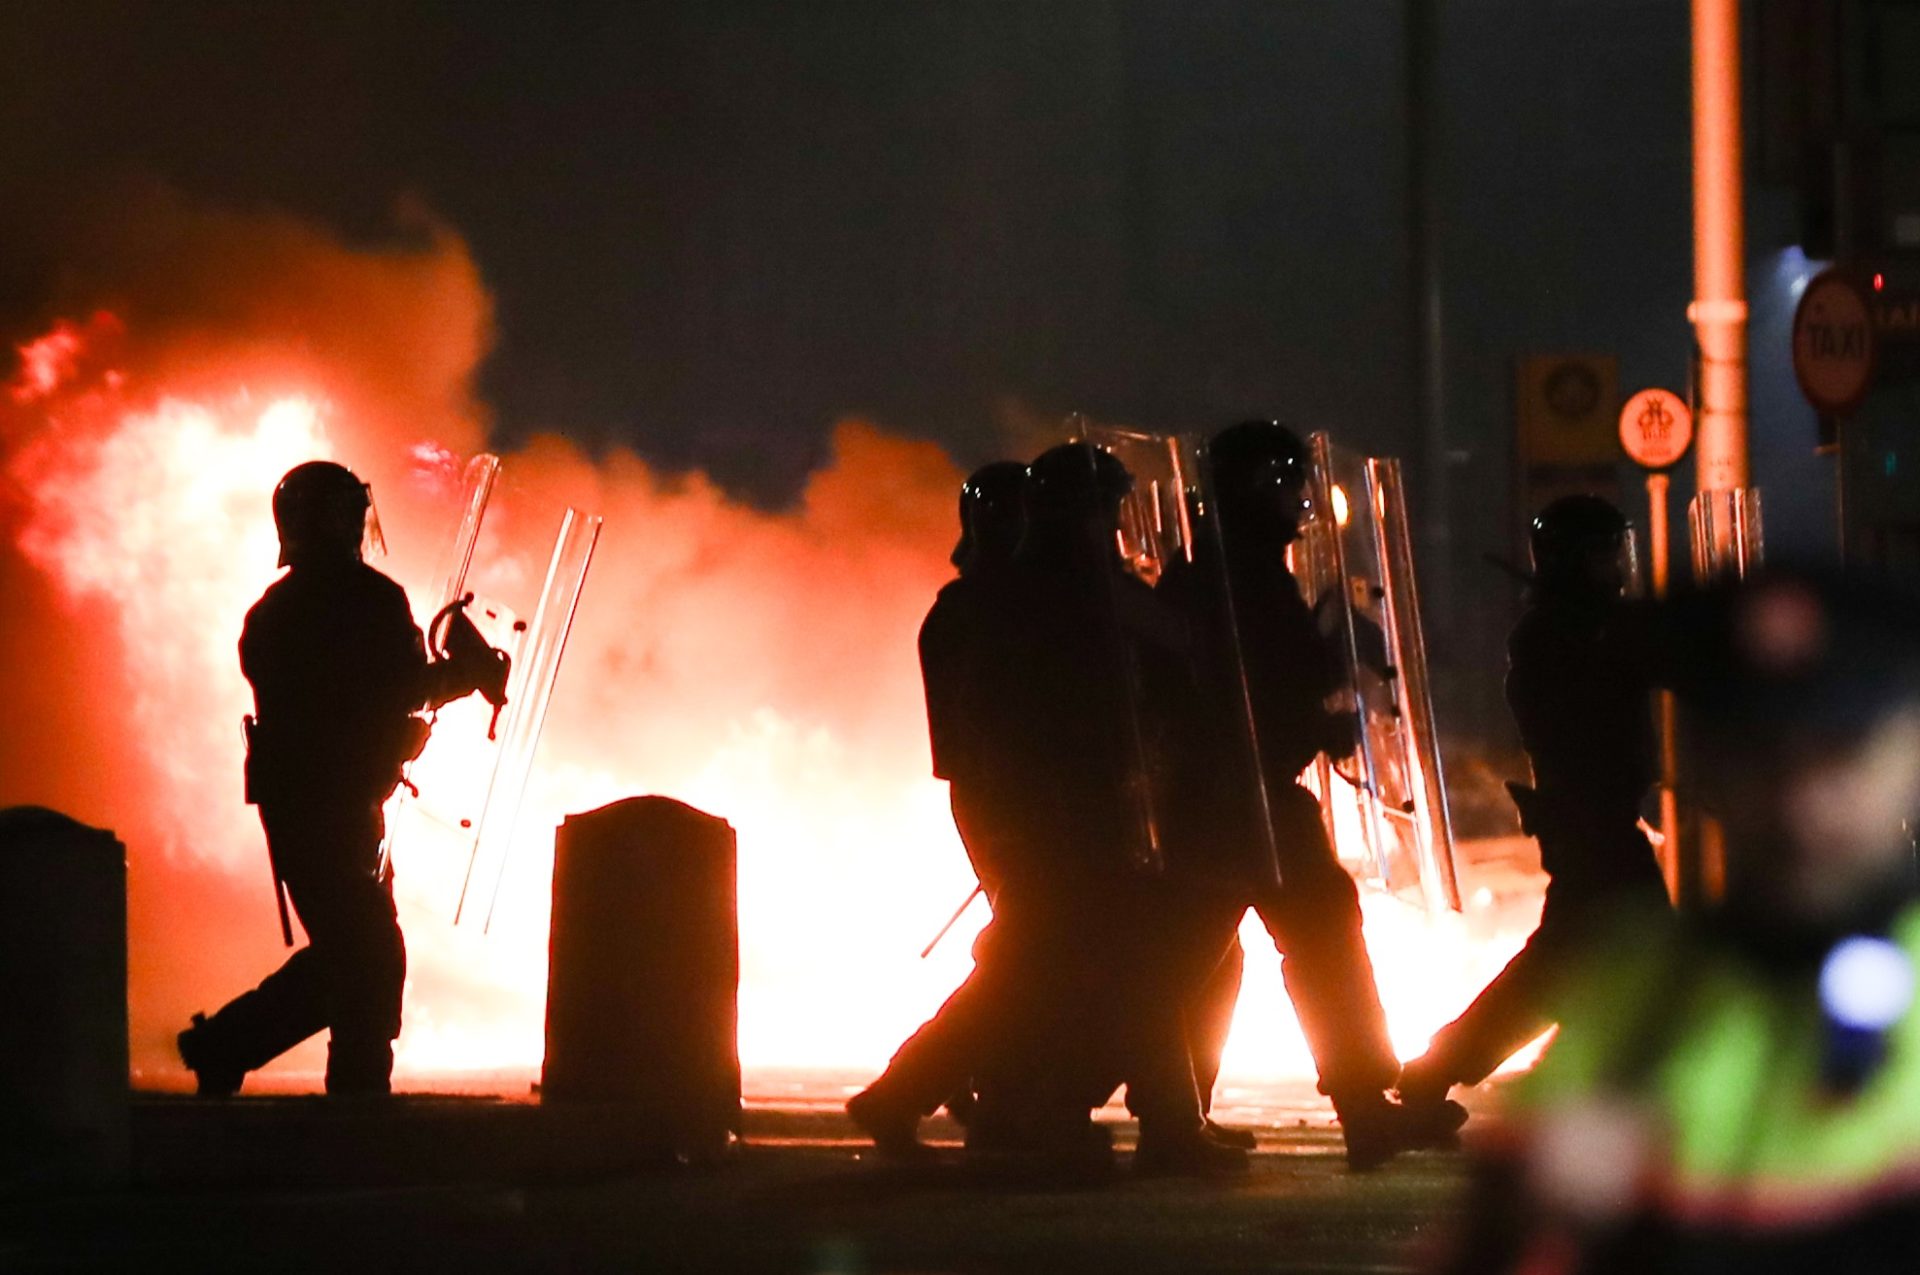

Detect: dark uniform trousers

[869,833,1225,1141]
[971,869,1221,1142]
[1184,782,1402,1105]
[195,797,407,1093]
[1420,802,1669,1086]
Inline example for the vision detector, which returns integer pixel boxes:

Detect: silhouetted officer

[1166,420,1456,1169]
[176,461,506,1096]
[967,442,1238,1175]
[1399,495,1670,1118]
[924,460,1030,894]
[848,461,1029,1154]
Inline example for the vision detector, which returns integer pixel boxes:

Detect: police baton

[919,883,984,960]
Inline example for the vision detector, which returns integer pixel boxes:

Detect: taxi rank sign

[1794,270,1878,418]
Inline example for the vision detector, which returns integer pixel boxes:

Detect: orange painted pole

[1690,0,1749,495]
[1686,0,1748,907]
[1648,472,1681,902]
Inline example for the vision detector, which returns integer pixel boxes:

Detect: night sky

[4,0,1828,736]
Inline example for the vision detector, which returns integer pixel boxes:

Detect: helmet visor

[361,484,388,561]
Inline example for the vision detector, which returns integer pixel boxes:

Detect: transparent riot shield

[381,455,519,881]
[1293,433,1461,914]
[379,454,602,929]
[1065,415,1197,582]
[1064,418,1281,886]
[1031,418,1196,876]
[460,507,600,931]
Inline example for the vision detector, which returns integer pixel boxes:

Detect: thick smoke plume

[0,188,988,1080]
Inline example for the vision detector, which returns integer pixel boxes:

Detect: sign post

[1792,269,1879,566]
[1619,388,1694,903]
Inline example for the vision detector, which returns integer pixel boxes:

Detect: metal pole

[1686,0,1749,907]
[1647,471,1681,903]
[1403,0,1450,640]
[1689,0,1750,494]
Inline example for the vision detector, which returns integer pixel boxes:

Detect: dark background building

[3,0,1877,755]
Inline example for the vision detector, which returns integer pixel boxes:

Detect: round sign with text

[1617,388,1693,470]
[1793,271,1877,415]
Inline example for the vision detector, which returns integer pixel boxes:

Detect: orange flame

[0,196,1544,1091]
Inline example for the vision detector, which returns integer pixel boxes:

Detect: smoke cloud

[1,187,1539,1091]
[0,187,987,1081]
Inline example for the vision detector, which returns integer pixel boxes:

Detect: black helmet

[272,460,375,567]
[1027,442,1133,519]
[952,461,1028,572]
[1207,420,1312,540]
[1209,420,1309,486]
[1529,494,1627,579]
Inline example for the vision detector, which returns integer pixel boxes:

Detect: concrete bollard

[0,807,129,1187]
[542,796,740,1158]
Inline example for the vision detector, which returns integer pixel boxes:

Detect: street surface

[2,1077,1492,1274]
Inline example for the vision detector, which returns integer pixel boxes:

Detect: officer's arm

[358,580,462,714]
[418,605,512,712]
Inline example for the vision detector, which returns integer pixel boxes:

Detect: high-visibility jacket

[1518,903,1920,1233]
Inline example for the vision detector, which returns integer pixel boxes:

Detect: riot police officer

[1166,420,1457,1169]
[852,450,1236,1175]
[848,461,1029,1154]
[968,441,1235,1175]
[176,460,506,1097]
[925,460,1030,895]
[1399,494,1670,1119]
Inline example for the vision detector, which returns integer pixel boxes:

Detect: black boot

[1394,1050,1460,1120]
[1202,1117,1258,1150]
[847,1084,930,1160]
[177,1013,246,1098]
[1334,1091,1468,1172]
[325,1038,394,1097]
[1135,1126,1251,1177]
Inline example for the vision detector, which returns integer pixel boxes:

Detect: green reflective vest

[1519,904,1920,1227]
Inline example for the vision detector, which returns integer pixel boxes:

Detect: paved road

[3,1091,1485,1274]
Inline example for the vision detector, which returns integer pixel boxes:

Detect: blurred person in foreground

[1439,566,1920,1274]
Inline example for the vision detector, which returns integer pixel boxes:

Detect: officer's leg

[178,804,334,1089]
[1113,881,1247,1174]
[969,892,1121,1159]
[281,803,405,1095]
[1256,785,1400,1099]
[848,923,1004,1153]
[182,948,332,1083]
[1123,891,1244,1120]
[1186,931,1245,1114]
[1406,821,1669,1096]
[1408,887,1579,1090]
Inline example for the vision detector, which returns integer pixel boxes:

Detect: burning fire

[0,198,1543,1092]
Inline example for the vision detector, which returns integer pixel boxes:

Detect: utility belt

[243,713,431,807]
